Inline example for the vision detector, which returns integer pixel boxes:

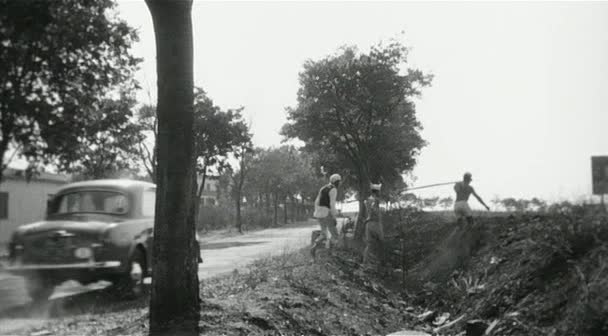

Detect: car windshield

[50,190,129,215]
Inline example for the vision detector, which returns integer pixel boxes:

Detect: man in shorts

[454,172,490,226]
[363,183,385,267]
[311,173,341,258]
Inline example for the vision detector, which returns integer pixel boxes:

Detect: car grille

[22,232,94,264]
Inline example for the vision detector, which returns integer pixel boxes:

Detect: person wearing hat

[363,182,385,266]
[311,173,342,258]
[454,172,490,226]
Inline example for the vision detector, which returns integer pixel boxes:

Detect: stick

[433,314,466,333]
[400,181,459,193]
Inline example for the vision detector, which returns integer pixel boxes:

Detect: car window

[52,190,129,215]
[142,189,156,217]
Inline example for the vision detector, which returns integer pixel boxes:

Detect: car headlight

[74,247,93,259]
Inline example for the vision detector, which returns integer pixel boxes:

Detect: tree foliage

[215,146,324,228]
[192,88,251,196]
[282,41,432,234]
[57,93,145,179]
[134,104,158,182]
[0,0,140,183]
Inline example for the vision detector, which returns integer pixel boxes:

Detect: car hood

[14,218,116,239]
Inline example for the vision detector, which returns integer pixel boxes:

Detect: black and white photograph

[0,1,607,335]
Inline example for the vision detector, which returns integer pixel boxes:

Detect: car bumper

[1,260,121,272]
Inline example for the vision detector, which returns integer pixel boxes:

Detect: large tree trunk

[145,1,199,335]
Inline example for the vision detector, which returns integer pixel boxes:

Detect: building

[196,175,219,206]
[0,169,70,245]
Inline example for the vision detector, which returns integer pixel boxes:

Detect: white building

[0,169,69,245]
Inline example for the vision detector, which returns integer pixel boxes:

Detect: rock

[417,310,437,323]
[465,320,488,336]
[433,312,450,326]
[386,330,431,336]
[30,331,52,336]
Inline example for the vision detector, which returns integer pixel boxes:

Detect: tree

[0,0,140,184]
[192,88,250,216]
[57,93,145,179]
[230,144,254,233]
[530,197,547,212]
[401,193,422,208]
[283,41,432,239]
[422,196,440,209]
[145,0,199,335]
[501,197,519,212]
[135,104,158,182]
[439,196,454,210]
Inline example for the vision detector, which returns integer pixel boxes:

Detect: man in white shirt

[311,173,341,258]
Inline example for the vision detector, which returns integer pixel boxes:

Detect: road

[0,220,320,335]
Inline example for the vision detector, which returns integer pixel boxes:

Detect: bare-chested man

[454,172,490,225]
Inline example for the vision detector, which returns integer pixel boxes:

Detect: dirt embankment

[12,210,608,336]
[390,210,608,336]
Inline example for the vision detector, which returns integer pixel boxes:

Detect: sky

[115,1,608,206]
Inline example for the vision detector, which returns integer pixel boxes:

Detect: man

[363,183,385,267]
[311,173,341,258]
[454,172,490,226]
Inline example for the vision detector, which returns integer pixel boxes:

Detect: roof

[3,168,69,184]
[57,179,156,193]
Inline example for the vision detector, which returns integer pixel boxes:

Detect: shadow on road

[201,241,265,250]
[0,285,148,320]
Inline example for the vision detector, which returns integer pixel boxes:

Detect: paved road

[0,220,319,335]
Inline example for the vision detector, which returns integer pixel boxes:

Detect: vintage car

[3,179,202,301]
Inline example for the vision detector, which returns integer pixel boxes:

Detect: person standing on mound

[311,173,342,258]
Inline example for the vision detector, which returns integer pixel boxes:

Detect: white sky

[116,1,608,205]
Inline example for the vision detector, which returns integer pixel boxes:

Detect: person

[363,183,385,267]
[454,172,490,226]
[311,173,341,258]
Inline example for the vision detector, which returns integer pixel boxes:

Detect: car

[3,179,203,301]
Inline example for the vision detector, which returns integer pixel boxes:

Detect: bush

[197,205,233,231]
[196,205,280,232]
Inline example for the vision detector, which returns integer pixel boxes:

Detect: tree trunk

[283,195,288,224]
[235,195,242,233]
[0,137,12,186]
[291,196,297,223]
[266,193,271,216]
[354,186,368,241]
[145,1,199,335]
[273,192,278,226]
[194,167,207,229]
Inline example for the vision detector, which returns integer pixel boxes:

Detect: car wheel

[113,248,147,299]
[25,275,55,302]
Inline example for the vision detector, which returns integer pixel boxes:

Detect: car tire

[25,275,55,302]
[113,248,147,299]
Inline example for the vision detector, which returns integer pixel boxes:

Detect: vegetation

[0,0,141,183]
[282,41,432,238]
